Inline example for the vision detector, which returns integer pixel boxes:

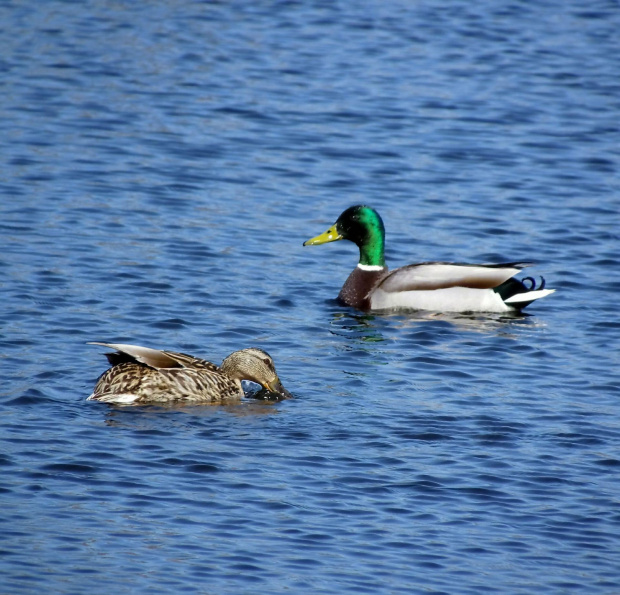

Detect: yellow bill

[303,225,343,246]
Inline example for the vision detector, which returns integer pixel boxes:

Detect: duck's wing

[376,262,531,293]
[89,342,218,371]
[161,350,220,372]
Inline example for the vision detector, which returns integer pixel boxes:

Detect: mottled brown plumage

[88,343,291,405]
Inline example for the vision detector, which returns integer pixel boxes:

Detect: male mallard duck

[88,342,291,405]
[304,205,555,313]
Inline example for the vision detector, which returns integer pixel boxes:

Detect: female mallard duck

[304,205,555,313]
[88,343,291,405]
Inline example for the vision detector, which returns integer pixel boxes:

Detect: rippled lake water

[1,1,619,593]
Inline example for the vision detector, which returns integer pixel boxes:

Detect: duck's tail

[495,276,556,309]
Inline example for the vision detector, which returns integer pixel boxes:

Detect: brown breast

[338,266,387,310]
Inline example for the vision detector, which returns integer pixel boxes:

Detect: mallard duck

[304,205,555,313]
[88,342,291,405]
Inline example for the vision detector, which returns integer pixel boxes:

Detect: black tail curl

[520,276,546,291]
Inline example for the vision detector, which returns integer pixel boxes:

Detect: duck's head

[303,205,386,267]
[221,348,292,399]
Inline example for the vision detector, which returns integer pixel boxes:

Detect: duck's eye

[262,358,274,370]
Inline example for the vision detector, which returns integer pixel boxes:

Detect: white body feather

[370,286,512,312]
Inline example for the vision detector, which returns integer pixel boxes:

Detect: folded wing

[376,262,531,293]
[88,342,214,370]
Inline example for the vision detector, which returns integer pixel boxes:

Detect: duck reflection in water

[330,307,544,340]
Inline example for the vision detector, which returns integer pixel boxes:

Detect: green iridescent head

[303,205,386,267]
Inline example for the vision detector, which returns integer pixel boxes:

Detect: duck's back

[89,360,243,404]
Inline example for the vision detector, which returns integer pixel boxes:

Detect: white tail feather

[504,288,556,304]
[87,392,141,404]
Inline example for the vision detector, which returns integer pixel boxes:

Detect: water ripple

[1,0,619,594]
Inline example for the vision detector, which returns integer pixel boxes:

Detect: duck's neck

[358,228,386,268]
[220,356,242,381]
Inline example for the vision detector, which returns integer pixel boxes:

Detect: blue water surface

[1,1,620,593]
